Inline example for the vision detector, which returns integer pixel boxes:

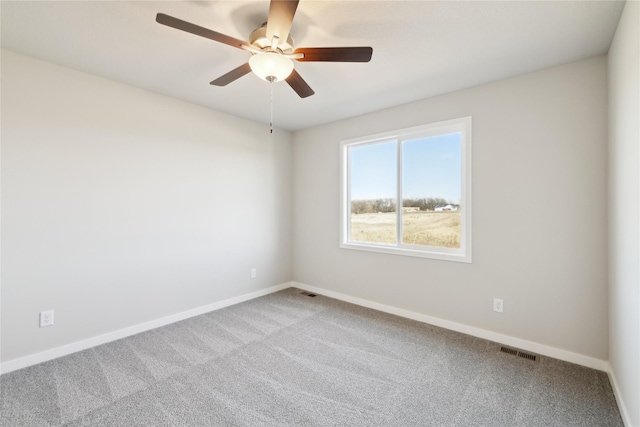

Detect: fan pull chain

[269,78,274,134]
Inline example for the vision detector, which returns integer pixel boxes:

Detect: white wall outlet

[250,268,257,279]
[493,298,504,313]
[40,310,54,327]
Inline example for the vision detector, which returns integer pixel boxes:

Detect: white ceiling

[1,1,625,131]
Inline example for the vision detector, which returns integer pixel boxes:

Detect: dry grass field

[350,211,460,248]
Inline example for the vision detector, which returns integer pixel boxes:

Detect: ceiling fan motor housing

[249,24,295,53]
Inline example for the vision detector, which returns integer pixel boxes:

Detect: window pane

[341,116,471,262]
[349,141,397,245]
[401,133,461,248]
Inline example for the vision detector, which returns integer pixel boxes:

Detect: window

[340,117,472,262]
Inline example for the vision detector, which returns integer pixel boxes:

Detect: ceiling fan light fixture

[249,52,294,83]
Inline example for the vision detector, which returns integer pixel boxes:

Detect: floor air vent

[499,346,518,356]
[500,346,539,362]
[300,291,317,297]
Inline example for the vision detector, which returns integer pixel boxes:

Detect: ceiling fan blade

[285,69,314,98]
[294,47,373,62]
[210,63,252,86]
[156,13,248,50]
[266,0,299,46]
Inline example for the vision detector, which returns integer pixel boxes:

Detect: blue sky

[350,133,461,202]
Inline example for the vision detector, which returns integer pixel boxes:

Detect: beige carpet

[1,287,623,426]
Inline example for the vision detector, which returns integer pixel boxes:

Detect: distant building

[435,205,458,212]
[403,207,420,213]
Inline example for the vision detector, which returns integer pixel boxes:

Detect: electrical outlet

[40,310,54,327]
[493,298,504,313]
[250,268,257,279]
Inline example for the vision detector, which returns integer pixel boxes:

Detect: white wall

[1,50,292,363]
[293,56,609,361]
[608,1,640,425]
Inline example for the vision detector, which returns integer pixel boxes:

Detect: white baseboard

[1,280,612,377]
[606,362,633,427]
[0,282,292,375]
[292,281,608,372]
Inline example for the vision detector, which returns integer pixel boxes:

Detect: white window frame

[340,116,472,263]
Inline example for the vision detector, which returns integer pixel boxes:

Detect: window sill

[340,241,472,263]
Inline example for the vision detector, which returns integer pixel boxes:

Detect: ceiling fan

[156,0,373,98]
